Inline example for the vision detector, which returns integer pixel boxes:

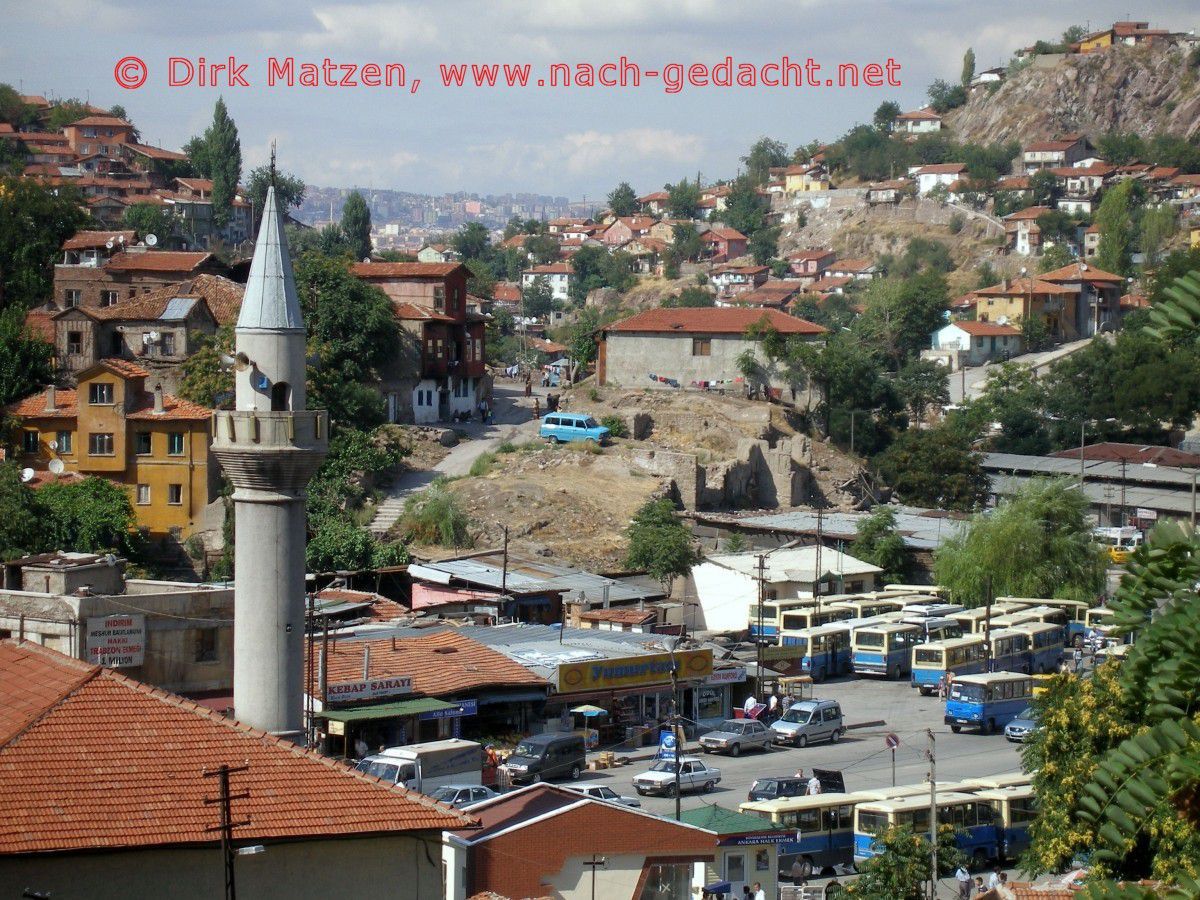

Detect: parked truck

[354,738,483,795]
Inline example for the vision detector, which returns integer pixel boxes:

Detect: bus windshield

[857,811,890,834]
[914,647,944,664]
[950,683,985,703]
[857,632,885,647]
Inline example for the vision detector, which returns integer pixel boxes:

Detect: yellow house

[1191,224,1199,249]
[1077,30,1114,53]
[9,360,216,541]
[783,164,830,193]
[972,277,1079,341]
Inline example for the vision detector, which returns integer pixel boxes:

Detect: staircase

[368,495,408,538]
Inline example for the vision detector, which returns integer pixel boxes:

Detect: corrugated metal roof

[983,453,1200,488]
[710,508,964,550]
[160,297,197,321]
[410,559,546,592]
[705,547,882,582]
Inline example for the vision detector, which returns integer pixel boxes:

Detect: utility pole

[927,730,937,900]
[501,525,509,596]
[814,508,824,609]
[755,554,766,684]
[983,575,994,672]
[669,645,682,821]
[583,854,607,900]
[204,764,250,900]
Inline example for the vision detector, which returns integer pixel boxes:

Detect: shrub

[468,452,497,477]
[399,483,473,548]
[497,441,517,454]
[948,212,965,234]
[588,388,601,403]
[600,415,628,438]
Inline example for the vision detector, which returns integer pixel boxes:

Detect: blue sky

[3,1,1196,198]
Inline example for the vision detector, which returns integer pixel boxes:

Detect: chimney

[602,585,611,609]
[152,383,164,415]
[45,385,56,412]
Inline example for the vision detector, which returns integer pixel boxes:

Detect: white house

[521,262,574,302]
[894,108,942,134]
[688,547,882,632]
[911,163,968,196]
[931,321,1023,367]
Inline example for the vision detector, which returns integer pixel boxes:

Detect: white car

[564,783,641,807]
[632,757,721,797]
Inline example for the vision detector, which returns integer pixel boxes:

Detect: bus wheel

[972,848,988,870]
[812,667,825,683]
[951,725,961,734]
[918,686,931,696]
[983,719,996,735]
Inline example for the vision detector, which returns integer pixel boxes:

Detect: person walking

[751,882,766,900]
[956,864,972,898]
[987,866,1002,890]
[807,773,822,795]
[1073,645,1084,673]
[790,856,806,886]
[524,372,532,397]
[533,398,541,420]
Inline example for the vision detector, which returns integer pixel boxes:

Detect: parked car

[564,783,641,807]
[501,732,587,784]
[539,413,610,445]
[428,784,501,808]
[699,719,774,756]
[632,757,721,796]
[1004,707,1041,743]
[770,700,844,747]
[747,776,809,802]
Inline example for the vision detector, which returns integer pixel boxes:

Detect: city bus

[903,615,964,644]
[975,785,1037,860]
[779,605,856,633]
[900,602,966,619]
[945,672,1034,734]
[830,597,907,618]
[1085,606,1116,631]
[884,584,948,598]
[960,773,1033,791]
[853,792,1002,867]
[1011,622,1065,674]
[987,629,1033,674]
[775,624,852,681]
[910,636,987,695]
[951,602,1031,636]
[999,597,1090,645]
[851,622,922,678]
[739,793,863,877]
[749,597,820,640]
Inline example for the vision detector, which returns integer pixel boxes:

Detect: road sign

[884,733,900,750]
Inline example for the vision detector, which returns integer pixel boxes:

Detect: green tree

[664,177,700,219]
[624,499,699,588]
[1038,243,1073,273]
[856,273,950,368]
[933,477,1106,605]
[606,182,638,217]
[961,47,976,87]
[0,177,91,310]
[0,84,38,128]
[200,99,241,230]
[524,233,560,266]
[45,99,91,130]
[740,137,789,185]
[182,135,212,178]
[1095,179,1143,276]
[927,79,967,113]
[874,426,988,511]
[1029,168,1060,206]
[340,191,372,262]
[873,101,901,132]
[0,307,53,406]
[178,325,234,408]
[38,476,138,555]
[661,286,714,308]
[850,508,910,583]
[245,165,305,229]
[521,276,556,319]
[1138,204,1176,267]
[671,223,702,262]
[894,357,949,421]
[122,203,178,242]
[1096,131,1146,166]
[846,825,965,900]
[452,222,491,262]
[722,175,769,239]
[748,225,780,265]
[0,462,42,559]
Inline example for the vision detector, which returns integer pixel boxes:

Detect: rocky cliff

[944,43,1200,144]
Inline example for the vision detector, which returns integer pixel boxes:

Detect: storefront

[695,666,746,727]
[680,805,790,900]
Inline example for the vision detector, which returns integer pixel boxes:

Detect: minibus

[1011,622,1065,674]
[945,672,1034,734]
[853,792,1001,866]
[904,615,964,644]
[830,597,906,618]
[987,629,1032,674]
[775,624,852,682]
[749,597,819,640]
[910,636,987,694]
[998,597,1089,645]
[739,793,863,877]
[851,622,921,678]
[951,602,1031,636]
[975,785,1037,860]
[779,605,856,633]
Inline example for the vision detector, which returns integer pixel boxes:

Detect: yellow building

[972,277,1079,341]
[783,164,830,193]
[1077,31,1114,53]
[9,360,216,541]
[1191,224,1199,249]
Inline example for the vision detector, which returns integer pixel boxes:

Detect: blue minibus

[945,672,1034,734]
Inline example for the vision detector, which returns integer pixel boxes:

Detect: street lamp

[1143,462,1197,526]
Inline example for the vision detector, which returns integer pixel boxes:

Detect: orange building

[8,360,216,541]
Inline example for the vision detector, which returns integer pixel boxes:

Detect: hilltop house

[894,108,943,134]
[521,261,574,302]
[973,276,1077,341]
[1003,206,1054,256]
[54,243,226,312]
[1023,136,1089,172]
[700,227,749,263]
[931,321,1024,366]
[710,263,769,298]
[911,163,968,195]
[1039,261,1124,337]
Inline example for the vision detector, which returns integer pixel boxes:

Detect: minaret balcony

[211,409,329,451]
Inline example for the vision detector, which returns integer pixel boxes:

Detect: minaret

[212,187,327,739]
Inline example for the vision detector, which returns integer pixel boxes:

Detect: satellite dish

[20,468,34,483]
[233,352,252,372]
[49,458,65,475]
[105,239,115,249]
[48,439,58,451]
[997,316,1009,325]
[253,372,271,391]
[149,331,161,342]
[145,233,158,246]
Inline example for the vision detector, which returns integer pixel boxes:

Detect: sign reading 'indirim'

[85,615,146,668]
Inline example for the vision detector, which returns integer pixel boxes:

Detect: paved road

[947,337,1095,405]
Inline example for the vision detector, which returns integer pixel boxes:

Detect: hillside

[944,43,1200,144]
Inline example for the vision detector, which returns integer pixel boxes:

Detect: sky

[3,1,1197,199]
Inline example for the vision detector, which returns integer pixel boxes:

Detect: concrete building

[0,640,470,899]
[689,547,883,632]
[521,261,574,301]
[894,108,943,133]
[931,321,1024,366]
[211,187,329,738]
[911,163,968,195]
[680,805,790,899]
[597,307,825,398]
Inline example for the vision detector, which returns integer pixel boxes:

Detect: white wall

[690,563,757,631]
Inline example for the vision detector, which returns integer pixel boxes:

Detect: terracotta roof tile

[914,163,968,175]
[126,392,212,421]
[22,308,56,344]
[68,116,133,128]
[525,262,573,274]
[897,108,942,120]
[1003,206,1054,222]
[82,274,241,325]
[104,251,215,273]
[6,388,78,419]
[607,307,825,336]
[126,143,189,162]
[974,278,1072,296]
[1039,262,1124,284]
[95,358,151,379]
[829,258,875,273]
[62,230,136,251]
[952,321,1022,336]
[0,640,471,853]
[351,262,464,278]
[392,302,458,323]
[807,275,853,292]
[579,608,657,625]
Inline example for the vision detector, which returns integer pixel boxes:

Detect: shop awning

[320,698,458,723]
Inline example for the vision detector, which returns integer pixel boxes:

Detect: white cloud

[300,3,440,54]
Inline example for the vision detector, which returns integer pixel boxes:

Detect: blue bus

[999,597,1089,646]
[974,785,1037,861]
[739,793,862,878]
[779,605,856,633]
[946,672,1034,734]
[1011,622,1065,674]
[903,615,964,644]
[910,636,987,695]
[829,597,906,618]
[749,598,818,640]
[853,792,1002,867]
[775,624,852,681]
[987,629,1032,674]
[851,622,921,678]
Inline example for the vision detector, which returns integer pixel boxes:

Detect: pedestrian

[752,882,766,900]
[354,736,368,759]
[768,692,779,718]
[743,694,757,716]
[524,373,532,397]
[956,864,972,899]
[533,398,541,420]
[781,694,793,714]
[807,773,822,795]
[974,876,984,895]
[1073,645,1084,673]
[937,674,948,700]
[790,856,806,885]
[794,768,805,780]
[987,866,1001,890]
[741,886,751,900]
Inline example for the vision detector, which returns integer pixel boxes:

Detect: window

[691,337,711,356]
[134,432,152,455]
[88,382,113,405]
[100,290,118,307]
[64,289,81,308]
[725,853,746,884]
[167,432,185,455]
[22,431,39,454]
[56,431,72,454]
[111,332,123,356]
[136,483,150,505]
[88,433,114,455]
[161,333,176,356]
[168,484,183,505]
[195,628,218,663]
[433,285,446,311]
[67,331,83,355]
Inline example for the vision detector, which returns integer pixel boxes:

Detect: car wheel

[636,788,647,796]
[704,780,715,792]
[831,728,843,744]
[918,686,931,696]
[530,772,542,783]
[797,735,808,748]
[702,747,710,754]
[548,436,559,444]
[570,765,581,780]
[812,667,825,684]
[666,782,678,797]
[730,743,741,758]
[951,725,961,734]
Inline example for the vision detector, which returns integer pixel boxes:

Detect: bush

[468,452,497,477]
[948,212,965,234]
[600,415,628,438]
[588,388,601,403]
[497,441,518,454]
[399,483,473,548]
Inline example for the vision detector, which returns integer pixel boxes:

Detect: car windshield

[596,787,615,798]
[649,760,679,773]
[513,741,542,757]
[429,787,459,802]
[582,417,599,428]
[718,721,742,733]
[357,761,402,782]
[751,780,777,793]
[781,705,815,724]
[1017,707,1036,720]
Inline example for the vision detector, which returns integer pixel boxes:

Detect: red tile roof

[1120,292,1149,309]
[492,283,521,302]
[579,608,657,625]
[6,388,78,419]
[829,258,875,273]
[1048,441,1200,467]
[92,358,151,379]
[789,248,835,261]
[1039,262,1125,284]
[22,308,56,344]
[0,640,471,853]
[705,227,748,242]
[351,262,464,278]
[637,191,670,202]
[897,108,942,121]
[914,163,968,175]
[312,631,548,702]
[1025,139,1082,152]
[125,392,212,421]
[952,321,1022,336]
[104,251,215,273]
[607,307,826,336]
[392,302,457,323]
[807,275,854,292]
[61,230,136,251]
[974,278,1072,296]
[525,262,573,274]
[1004,206,1054,222]
[126,143,189,162]
[68,116,134,128]
[712,263,769,276]
[175,177,214,192]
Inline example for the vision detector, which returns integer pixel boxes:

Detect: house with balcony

[1002,206,1054,256]
[54,237,226,312]
[972,276,1077,341]
[710,263,769,298]
[1039,261,1124,337]
[350,262,486,424]
[931,321,1024,366]
[911,163,968,195]
[1023,136,1089,173]
[7,360,217,542]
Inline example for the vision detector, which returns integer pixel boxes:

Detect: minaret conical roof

[237,186,304,331]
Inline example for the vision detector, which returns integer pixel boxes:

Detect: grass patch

[517,440,544,453]
[497,441,518,454]
[569,440,603,455]
[469,452,498,477]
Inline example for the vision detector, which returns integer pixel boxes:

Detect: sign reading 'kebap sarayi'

[327,676,413,704]
[557,649,713,694]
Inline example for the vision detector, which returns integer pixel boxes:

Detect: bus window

[950,682,985,703]
[1009,798,1037,825]
[857,811,889,835]
[915,647,943,665]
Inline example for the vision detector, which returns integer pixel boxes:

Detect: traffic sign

[884,733,900,750]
